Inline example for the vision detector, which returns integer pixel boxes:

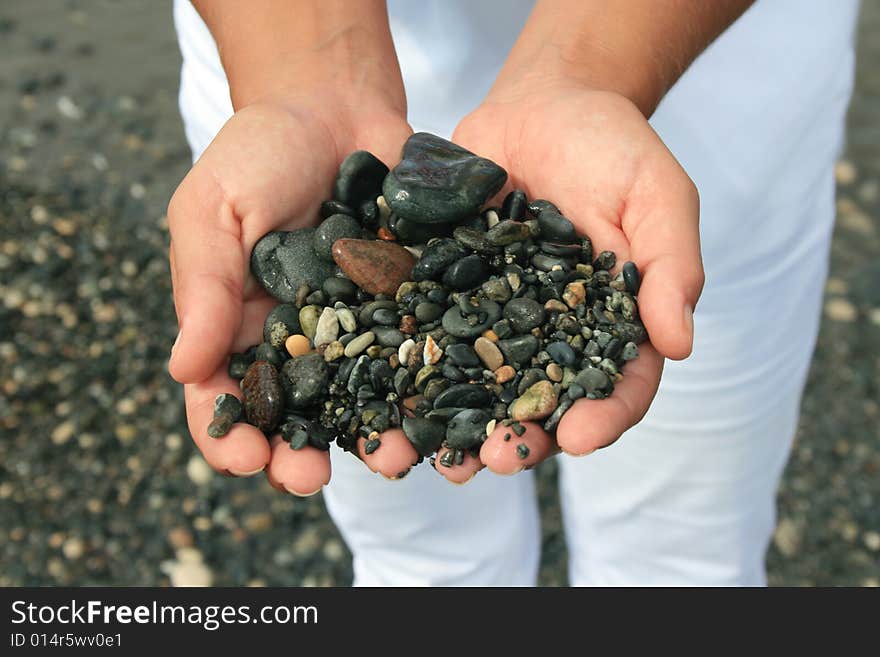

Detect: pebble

[501,190,527,221]
[622,261,641,295]
[537,210,577,243]
[332,150,389,207]
[509,380,558,421]
[412,238,468,281]
[443,254,489,290]
[574,367,613,397]
[474,336,503,370]
[332,238,416,296]
[481,277,512,302]
[494,365,516,383]
[516,443,530,460]
[398,338,416,365]
[446,408,492,449]
[321,199,355,218]
[423,334,443,365]
[323,341,345,361]
[228,351,254,379]
[313,307,339,348]
[383,132,507,224]
[486,220,531,246]
[442,300,502,338]
[498,335,540,368]
[402,417,446,457]
[528,199,560,217]
[263,303,301,349]
[241,361,283,433]
[250,229,336,302]
[313,214,363,262]
[335,306,357,333]
[344,331,375,357]
[281,353,328,408]
[298,305,321,340]
[373,326,406,348]
[546,341,576,366]
[594,250,616,271]
[363,438,381,455]
[546,363,563,382]
[503,297,546,333]
[285,334,311,357]
[207,393,242,438]
[415,301,443,323]
[562,281,586,309]
[433,383,493,409]
[825,297,857,322]
[255,342,283,367]
[445,342,481,367]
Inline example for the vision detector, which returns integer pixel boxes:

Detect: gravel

[0,0,877,587]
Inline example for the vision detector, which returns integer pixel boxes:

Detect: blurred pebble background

[0,0,877,587]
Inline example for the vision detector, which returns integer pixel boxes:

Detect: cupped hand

[434,87,704,483]
[168,99,419,494]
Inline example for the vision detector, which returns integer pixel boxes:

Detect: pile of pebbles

[209,132,646,471]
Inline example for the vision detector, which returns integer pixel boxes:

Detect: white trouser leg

[324,450,541,586]
[556,180,836,586]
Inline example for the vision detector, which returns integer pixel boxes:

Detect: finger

[624,157,703,360]
[266,436,331,497]
[433,446,484,484]
[184,368,271,476]
[168,169,245,384]
[480,421,556,475]
[357,428,419,480]
[556,342,664,455]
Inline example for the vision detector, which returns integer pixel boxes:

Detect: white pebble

[313,307,339,347]
[376,195,392,220]
[485,419,497,436]
[398,338,416,365]
[485,209,500,228]
[336,306,357,333]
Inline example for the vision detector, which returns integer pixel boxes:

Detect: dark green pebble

[445,343,480,367]
[516,443,530,459]
[446,408,491,449]
[415,301,443,323]
[546,341,576,366]
[357,199,379,227]
[454,449,465,466]
[531,253,573,272]
[452,226,499,255]
[254,342,283,368]
[492,318,513,339]
[313,213,363,262]
[501,190,528,221]
[402,416,447,457]
[517,368,549,395]
[263,303,302,349]
[285,427,309,450]
[439,450,455,468]
[364,438,381,455]
[250,229,337,303]
[281,353,329,408]
[527,199,559,218]
[543,397,573,432]
[537,210,577,243]
[433,383,493,409]
[208,393,242,438]
[621,342,639,361]
[321,199,355,218]
[332,150,389,207]
[371,308,399,326]
[373,326,406,348]
[412,238,468,281]
[511,422,526,437]
[594,250,617,272]
[568,383,585,400]
[228,352,254,379]
[443,254,489,290]
[503,297,545,333]
[497,334,540,368]
[603,337,623,360]
[322,276,358,303]
[442,300,502,338]
[503,433,511,441]
[622,261,641,295]
[574,367,613,397]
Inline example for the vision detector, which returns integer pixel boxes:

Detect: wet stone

[621,341,639,361]
[574,367,613,397]
[537,210,577,243]
[622,261,641,295]
[363,438,381,455]
[443,254,489,290]
[344,331,375,358]
[263,303,302,349]
[594,250,616,272]
[453,226,499,255]
[313,307,339,348]
[250,229,337,303]
[486,220,531,246]
[383,132,507,225]
[321,199,355,218]
[442,300,502,338]
[433,383,493,409]
[332,150,389,207]
[281,353,329,408]
[474,336,503,371]
[313,214,363,262]
[242,361,284,433]
[527,198,559,218]
[332,239,416,297]
[446,409,491,449]
[415,301,443,323]
[516,443,530,460]
[228,351,255,379]
[207,393,243,438]
[299,305,321,340]
[255,342,283,368]
[373,326,406,348]
[402,417,446,457]
[498,335,540,368]
[546,341,576,367]
[503,298,545,334]
[481,277,512,302]
[412,238,468,281]
[445,343,480,367]
[501,190,527,221]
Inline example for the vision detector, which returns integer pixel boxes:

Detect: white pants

[174,0,858,585]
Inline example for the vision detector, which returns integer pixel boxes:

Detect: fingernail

[229,466,264,477]
[170,329,181,359]
[283,485,320,497]
[560,446,596,457]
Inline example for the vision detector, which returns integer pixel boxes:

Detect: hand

[434,87,704,483]
[168,98,420,495]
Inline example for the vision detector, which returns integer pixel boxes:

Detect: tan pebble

[544,299,568,313]
[485,419,497,436]
[509,380,558,422]
[285,334,311,357]
[481,329,499,342]
[546,363,563,382]
[494,365,516,384]
[834,159,857,185]
[824,298,857,322]
[563,281,586,309]
[475,336,504,371]
[323,340,345,362]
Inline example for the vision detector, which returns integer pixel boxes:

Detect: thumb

[167,167,245,383]
[625,161,704,360]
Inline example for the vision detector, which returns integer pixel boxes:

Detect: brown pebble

[285,334,311,357]
[546,363,563,382]
[563,282,586,309]
[494,365,516,384]
[241,361,283,433]
[509,380,558,422]
[402,395,424,412]
[474,336,504,370]
[481,329,499,342]
[544,299,569,313]
[332,238,416,296]
[399,315,418,335]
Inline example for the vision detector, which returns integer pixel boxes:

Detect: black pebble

[332,150,389,207]
[622,261,641,295]
[501,190,528,221]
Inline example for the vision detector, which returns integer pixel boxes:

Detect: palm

[447,89,703,472]
[169,102,415,493]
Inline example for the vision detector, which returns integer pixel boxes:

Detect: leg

[324,450,541,586]
[557,180,836,586]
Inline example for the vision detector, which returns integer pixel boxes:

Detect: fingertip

[480,422,554,475]
[358,429,419,480]
[267,436,331,496]
[433,446,484,484]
